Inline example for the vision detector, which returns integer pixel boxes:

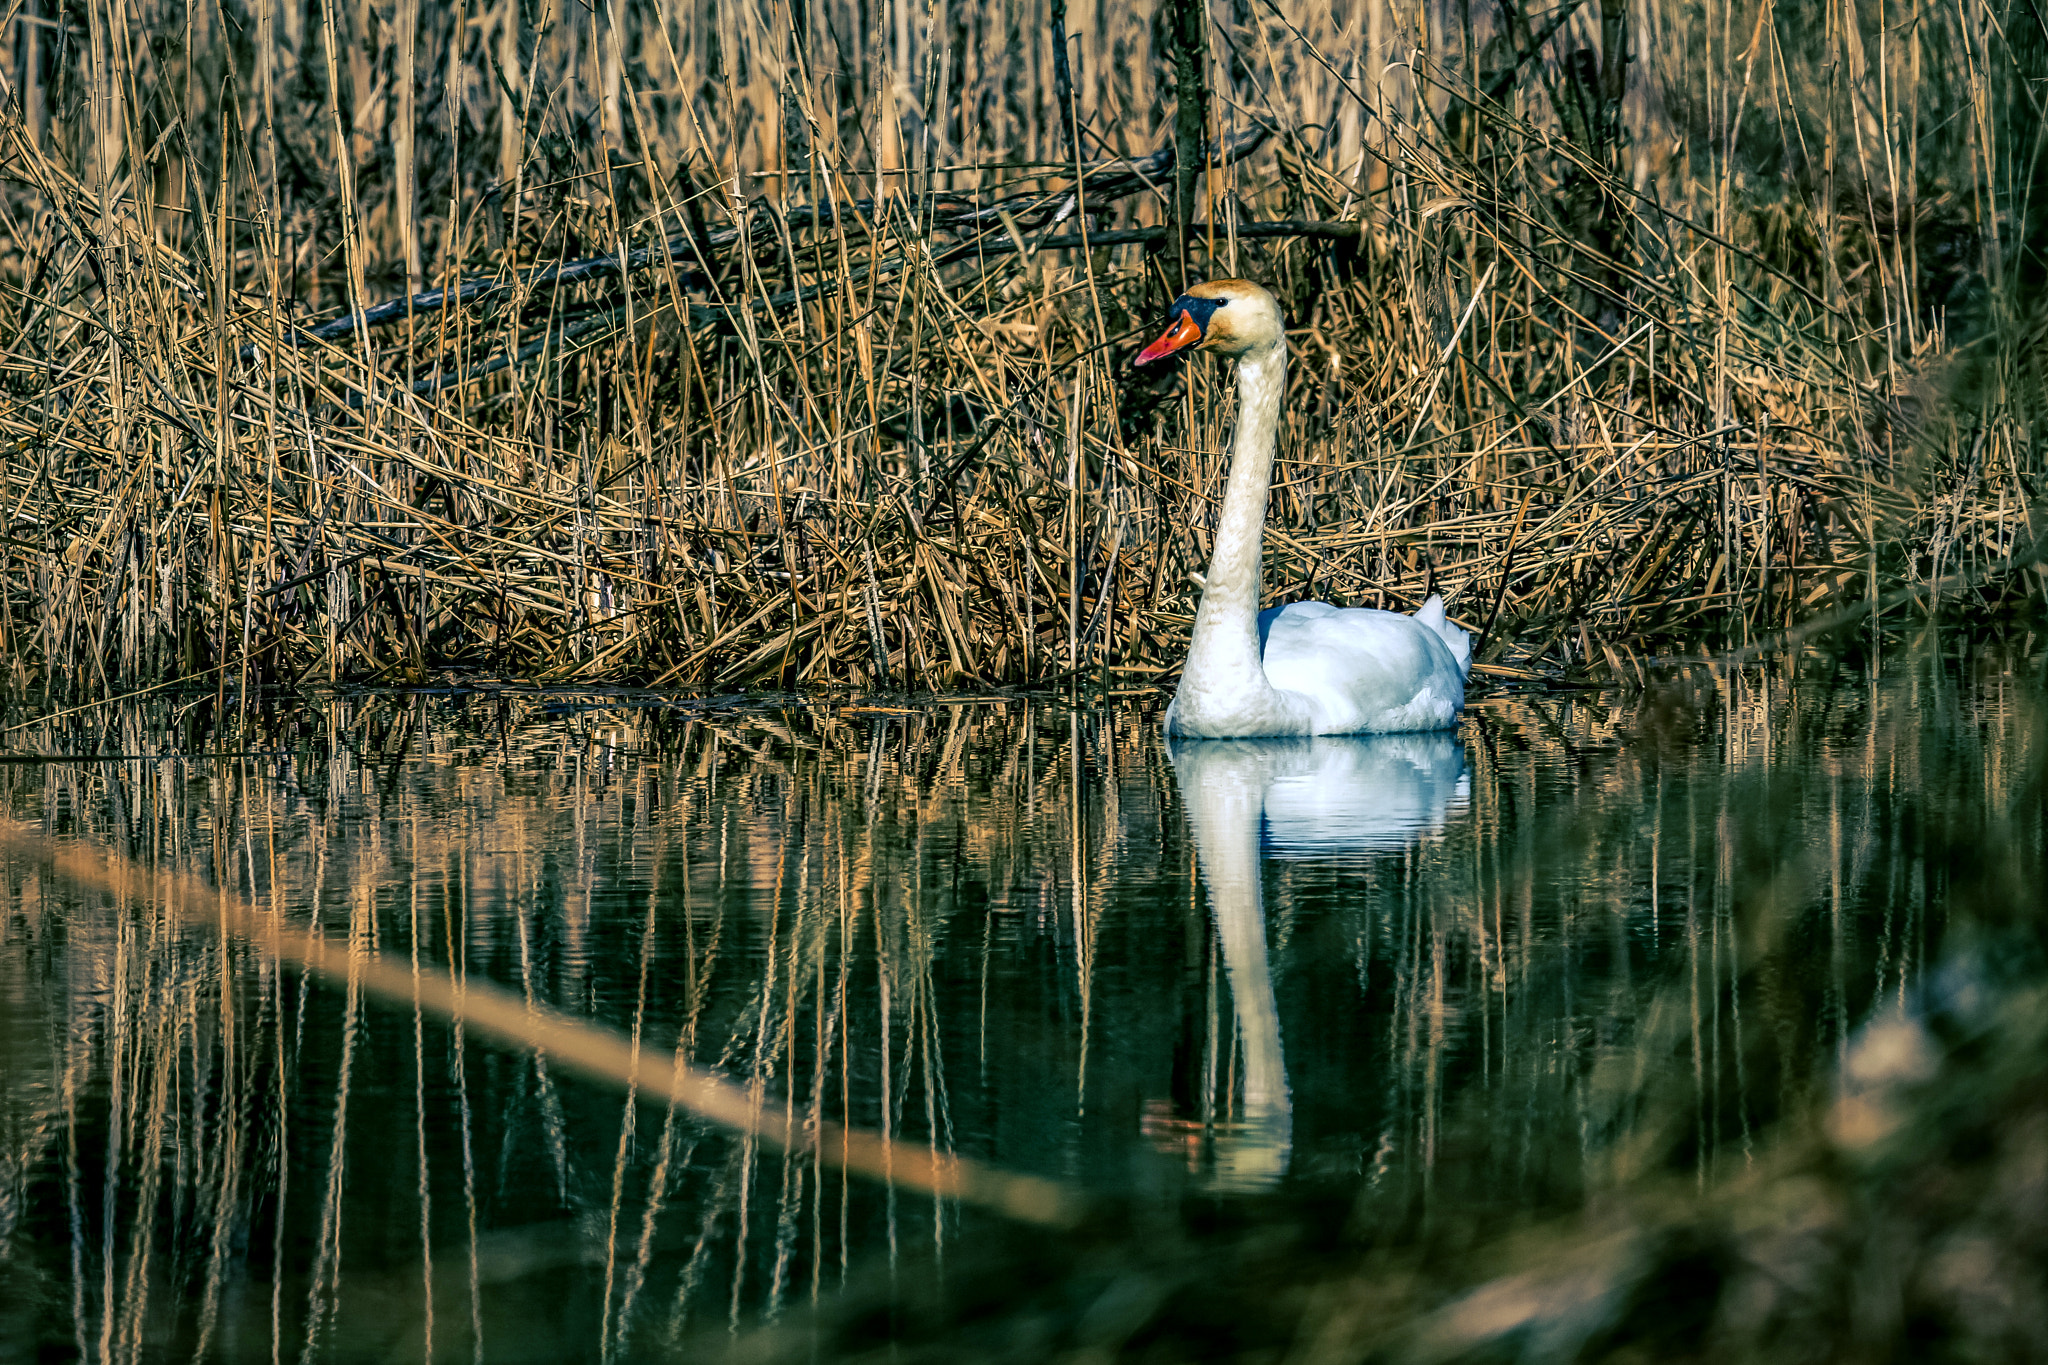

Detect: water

[0,634,2042,1361]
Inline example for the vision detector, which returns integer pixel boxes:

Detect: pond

[0,631,2042,1361]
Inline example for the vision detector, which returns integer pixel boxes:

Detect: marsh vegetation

[0,0,2041,697]
[3,0,2048,1358]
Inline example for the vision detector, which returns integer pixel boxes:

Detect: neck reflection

[1169,732,1471,1189]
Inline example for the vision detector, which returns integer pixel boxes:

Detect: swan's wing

[1257,602,1467,733]
[1412,594,1474,673]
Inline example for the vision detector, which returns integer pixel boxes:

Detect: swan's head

[1135,279,1284,365]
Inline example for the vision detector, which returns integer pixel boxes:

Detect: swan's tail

[1412,595,1473,677]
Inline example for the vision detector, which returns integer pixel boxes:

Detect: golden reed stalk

[0,0,2041,702]
[0,819,1085,1227]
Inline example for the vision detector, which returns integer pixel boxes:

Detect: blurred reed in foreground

[0,0,2043,699]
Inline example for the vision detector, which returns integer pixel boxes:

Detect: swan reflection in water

[1167,732,1472,1189]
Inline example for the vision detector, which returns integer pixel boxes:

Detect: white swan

[1137,279,1472,737]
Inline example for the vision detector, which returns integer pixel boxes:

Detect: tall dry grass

[0,0,2042,698]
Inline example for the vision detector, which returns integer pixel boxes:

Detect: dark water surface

[0,635,2043,1361]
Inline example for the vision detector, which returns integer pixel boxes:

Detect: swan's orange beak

[1136,309,1203,365]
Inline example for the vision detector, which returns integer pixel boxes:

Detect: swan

[1136,279,1472,737]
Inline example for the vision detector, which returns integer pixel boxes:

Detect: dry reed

[0,817,1084,1225]
[0,0,2042,700]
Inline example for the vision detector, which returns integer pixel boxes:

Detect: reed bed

[0,0,2042,698]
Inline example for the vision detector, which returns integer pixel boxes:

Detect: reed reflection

[0,640,2036,1360]
[1168,733,1469,1188]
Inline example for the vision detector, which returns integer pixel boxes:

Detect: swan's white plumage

[1256,599,1469,734]
[1149,279,1472,738]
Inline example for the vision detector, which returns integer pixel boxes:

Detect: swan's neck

[1179,342,1296,726]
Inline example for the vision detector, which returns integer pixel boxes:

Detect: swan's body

[1137,281,1471,738]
